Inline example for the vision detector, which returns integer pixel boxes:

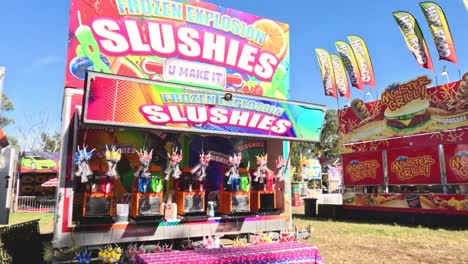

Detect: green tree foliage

[0,93,19,150]
[40,131,61,153]
[0,93,14,128]
[289,109,339,169]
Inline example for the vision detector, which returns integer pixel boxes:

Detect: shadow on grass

[292,213,468,231]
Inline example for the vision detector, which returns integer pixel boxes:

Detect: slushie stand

[53,0,327,262]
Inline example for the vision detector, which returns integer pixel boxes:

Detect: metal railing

[15,196,55,213]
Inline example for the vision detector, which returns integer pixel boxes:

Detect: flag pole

[434,72,439,87]
[336,94,340,111]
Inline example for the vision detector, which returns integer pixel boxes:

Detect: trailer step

[130,215,164,225]
[76,216,114,226]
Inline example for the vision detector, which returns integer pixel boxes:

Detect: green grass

[3,210,468,264]
[1,213,54,234]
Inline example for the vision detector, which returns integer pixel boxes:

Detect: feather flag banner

[315,48,337,98]
[348,35,376,87]
[335,41,364,90]
[393,11,434,71]
[330,54,351,99]
[419,2,458,64]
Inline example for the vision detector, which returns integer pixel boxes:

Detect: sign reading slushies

[83,72,325,142]
[66,0,290,99]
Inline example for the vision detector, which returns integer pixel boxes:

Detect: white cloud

[31,55,62,68]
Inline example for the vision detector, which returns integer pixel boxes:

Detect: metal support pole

[383,150,389,193]
[438,144,447,194]
[0,147,13,224]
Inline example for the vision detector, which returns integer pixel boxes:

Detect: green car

[21,156,56,170]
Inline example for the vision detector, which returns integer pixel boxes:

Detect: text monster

[346,160,380,182]
[391,155,435,181]
[450,155,468,179]
[381,76,431,111]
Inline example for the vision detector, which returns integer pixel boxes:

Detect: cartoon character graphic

[164,147,183,180]
[190,152,212,181]
[105,145,121,178]
[134,148,153,193]
[225,153,242,191]
[74,145,95,183]
[254,154,275,190]
[275,156,288,182]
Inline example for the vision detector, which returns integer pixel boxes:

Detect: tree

[289,109,339,169]
[0,93,14,128]
[313,109,340,158]
[41,131,61,153]
[0,93,19,150]
[17,112,61,152]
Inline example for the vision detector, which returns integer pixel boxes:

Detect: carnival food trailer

[338,74,468,224]
[52,0,327,253]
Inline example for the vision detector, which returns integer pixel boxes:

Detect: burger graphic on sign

[384,98,431,132]
[381,76,432,133]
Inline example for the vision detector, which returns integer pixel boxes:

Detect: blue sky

[0,0,466,148]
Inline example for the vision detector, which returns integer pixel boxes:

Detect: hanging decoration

[74,145,95,183]
[275,156,288,182]
[105,145,122,178]
[254,154,275,190]
[164,147,183,180]
[134,148,153,193]
[225,152,242,191]
[190,151,212,181]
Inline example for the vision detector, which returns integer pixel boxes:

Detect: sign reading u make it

[162,59,227,89]
[83,72,326,142]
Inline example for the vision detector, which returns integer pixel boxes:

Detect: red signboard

[343,193,468,215]
[340,128,468,154]
[444,143,468,184]
[342,151,384,185]
[387,146,441,185]
[338,73,468,146]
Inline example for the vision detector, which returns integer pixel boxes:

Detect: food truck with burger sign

[338,74,468,225]
[52,0,327,261]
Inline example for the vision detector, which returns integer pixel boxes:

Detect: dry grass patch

[292,208,468,264]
